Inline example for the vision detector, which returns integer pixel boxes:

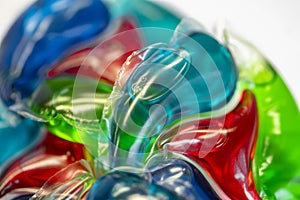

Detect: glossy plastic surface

[48,19,142,84]
[11,76,112,145]
[0,99,40,164]
[99,20,237,168]
[161,90,260,199]
[0,0,110,105]
[31,157,220,199]
[87,171,183,200]
[224,30,300,199]
[32,160,95,199]
[149,158,220,200]
[10,19,142,146]
[0,0,299,199]
[108,0,181,44]
[0,132,85,199]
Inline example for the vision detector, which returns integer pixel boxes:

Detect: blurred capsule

[0,0,110,105]
[87,170,183,200]
[0,132,85,199]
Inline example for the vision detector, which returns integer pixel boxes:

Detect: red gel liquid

[164,90,260,200]
[0,132,85,199]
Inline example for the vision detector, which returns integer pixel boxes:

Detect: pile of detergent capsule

[0,0,299,199]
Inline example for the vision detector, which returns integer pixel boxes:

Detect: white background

[0,0,299,106]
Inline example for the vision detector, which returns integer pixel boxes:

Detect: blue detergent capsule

[149,159,220,200]
[87,171,183,200]
[0,101,41,165]
[0,0,110,105]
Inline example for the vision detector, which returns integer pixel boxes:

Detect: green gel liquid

[14,75,112,145]
[225,30,300,199]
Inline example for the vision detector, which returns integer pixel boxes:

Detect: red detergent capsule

[48,18,142,84]
[161,90,260,200]
[0,132,85,199]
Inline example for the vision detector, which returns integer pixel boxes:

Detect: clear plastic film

[97,18,238,169]
[31,160,95,200]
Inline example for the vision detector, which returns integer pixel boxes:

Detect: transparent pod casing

[98,19,238,169]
